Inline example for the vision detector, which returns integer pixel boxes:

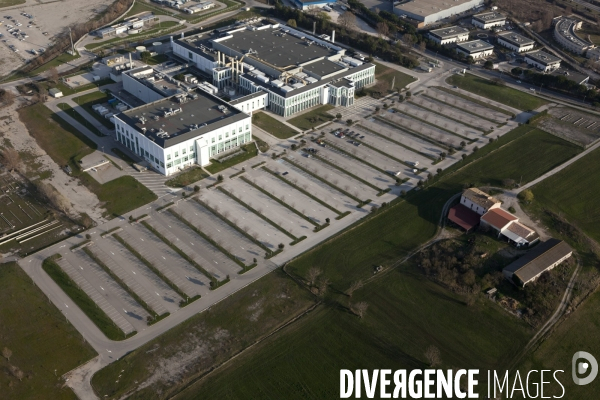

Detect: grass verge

[57,103,105,137]
[165,167,209,188]
[205,144,258,174]
[72,91,115,130]
[288,105,335,131]
[0,261,96,400]
[42,255,129,341]
[446,73,547,111]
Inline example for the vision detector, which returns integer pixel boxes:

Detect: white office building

[172,22,375,117]
[524,50,561,72]
[456,39,494,59]
[497,32,535,52]
[471,12,506,29]
[428,26,470,45]
[113,89,252,176]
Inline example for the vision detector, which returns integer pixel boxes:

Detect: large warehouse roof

[394,0,482,19]
[216,28,337,69]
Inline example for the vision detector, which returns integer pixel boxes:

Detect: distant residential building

[471,11,506,29]
[524,50,561,72]
[497,32,535,53]
[393,0,485,27]
[460,188,501,216]
[456,39,494,59]
[428,26,470,45]
[503,239,573,286]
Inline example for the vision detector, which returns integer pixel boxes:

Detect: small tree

[352,301,369,318]
[2,347,12,362]
[325,217,330,224]
[217,174,224,182]
[306,267,322,286]
[336,113,342,120]
[194,185,200,193]
[472,146,479,152]
[346,119,353,126]
[424,345,442,367]
[317,277,330,296]
[460,141,466,148]
[85,233,91,240]
[346,280,363,297]
[519,189,534,204]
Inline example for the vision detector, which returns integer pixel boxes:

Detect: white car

[516,80,521,83]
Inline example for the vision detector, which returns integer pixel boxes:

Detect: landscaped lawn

[287,105,335,131]
[447,73,548,111]
[367,61,417,94]
[0,262,97,399]
[252,112,298,139]
[205,144,258,174]
[57,103,104,137]
[72,91,114,130]
[18,103,97,169]
[165,166,209,187]
[79,175,157,217]
[530,146,600,243]
[29,51,79,75]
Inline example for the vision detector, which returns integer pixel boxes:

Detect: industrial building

[172,22,375,117]
[113,88,252,176]
[393,0,485,27]
[456,39,494,59]
[292,0,336,10]
[184,1,214,13]
[503,239,572,286]
[496,31,535,52]
[95,14,157,38]
[428,26,470,45]
[552,17,599,58]
[471,11,506,29]
[524,50,561,72]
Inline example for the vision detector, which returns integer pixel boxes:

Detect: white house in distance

[497,32,535,53]
[459,188,501,215]
[456,39,494,59]
[113,89,252,176]
[471,11,506,29]
[428,26,470,45]
[524,50,561,72]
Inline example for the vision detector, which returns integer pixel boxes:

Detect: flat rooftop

[457,39,494,53]
[525,50,561,65]
[429,25,470,39]
[303,59,346,78]
[555,18,590,48]
[118,89,247,148]
[472,11,506,23]
[216,28,337,70]
[394,0,483,19]
[497,31,535,47]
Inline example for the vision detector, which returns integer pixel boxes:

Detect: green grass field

[447,73,548,111]
[177,264,532,399]
[57,103,104,137]
[79,175,157,218]
[529,146,600,243]
[369,61,417,94]
[91,269,316,399]
[205,144,258,174]
[252,112,298,139]
[515,289,600,399]
[18,103,97,169]
[288,105,335,131]
[0,262,96,399]
[165,166,209,187]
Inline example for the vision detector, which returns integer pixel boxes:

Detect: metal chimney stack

[332,30,335,43]
[313,21,316,34]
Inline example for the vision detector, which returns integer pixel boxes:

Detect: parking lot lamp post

[539,83,543,94]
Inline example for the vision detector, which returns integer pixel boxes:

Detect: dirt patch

[1,99,105,220]
[539,105,600,148]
